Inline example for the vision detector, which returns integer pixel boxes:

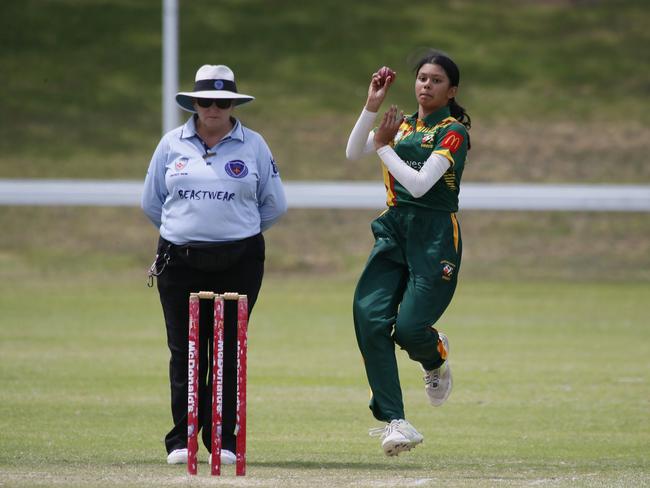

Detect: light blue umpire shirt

[142,115,287,244]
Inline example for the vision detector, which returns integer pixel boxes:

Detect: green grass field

[1,273,648,487]
[1,1,649,486]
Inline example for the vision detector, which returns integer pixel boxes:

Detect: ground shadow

[249,460,422,470]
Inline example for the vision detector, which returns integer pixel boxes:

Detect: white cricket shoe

[369,419,423,457]
[423,332,452,406]
[166,448,188,464]
[208,449,236,465]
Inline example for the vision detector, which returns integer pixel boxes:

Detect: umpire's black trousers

[155,233,265,454]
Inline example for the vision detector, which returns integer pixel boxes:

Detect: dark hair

[414,50,471,149]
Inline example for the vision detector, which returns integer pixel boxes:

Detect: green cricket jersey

[382,105,468,211]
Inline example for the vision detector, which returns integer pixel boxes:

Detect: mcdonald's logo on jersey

[440,130,464,153]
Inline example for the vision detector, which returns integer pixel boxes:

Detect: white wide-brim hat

[175,64,255,113]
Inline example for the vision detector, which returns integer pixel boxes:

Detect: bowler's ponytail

[448,98,471,150]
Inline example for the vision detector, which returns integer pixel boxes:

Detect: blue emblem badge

[214,80,224,90]
[225,160,248,178]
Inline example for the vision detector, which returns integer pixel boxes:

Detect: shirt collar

[180,115,244,143]
[406,105,452,126]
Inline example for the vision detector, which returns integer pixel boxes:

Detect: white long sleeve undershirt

[377,146,450,198]
[345,108,377,160]
[345,107,451,198]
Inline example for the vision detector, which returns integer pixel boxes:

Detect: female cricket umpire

[141,64,287,465]
[346,50,470,457]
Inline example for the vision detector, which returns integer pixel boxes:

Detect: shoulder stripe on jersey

[434,148,455,166]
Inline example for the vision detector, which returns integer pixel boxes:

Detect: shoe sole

[383,438,423,457]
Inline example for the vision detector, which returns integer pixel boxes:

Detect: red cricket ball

[378,66,395,84]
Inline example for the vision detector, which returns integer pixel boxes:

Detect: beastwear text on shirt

[177,189,236,201]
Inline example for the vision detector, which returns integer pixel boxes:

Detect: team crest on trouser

[225,160,248,178]
[440,260,456,281]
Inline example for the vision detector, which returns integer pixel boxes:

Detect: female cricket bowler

[345,50,471,456]
[142,64,287,466]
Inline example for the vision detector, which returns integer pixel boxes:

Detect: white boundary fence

[0,179,649,211]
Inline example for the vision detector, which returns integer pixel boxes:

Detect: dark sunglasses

[196,98,233,109]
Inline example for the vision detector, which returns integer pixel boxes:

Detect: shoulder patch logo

[175,157,189,170]
[224,160,248,178]
[440,130,464,153]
